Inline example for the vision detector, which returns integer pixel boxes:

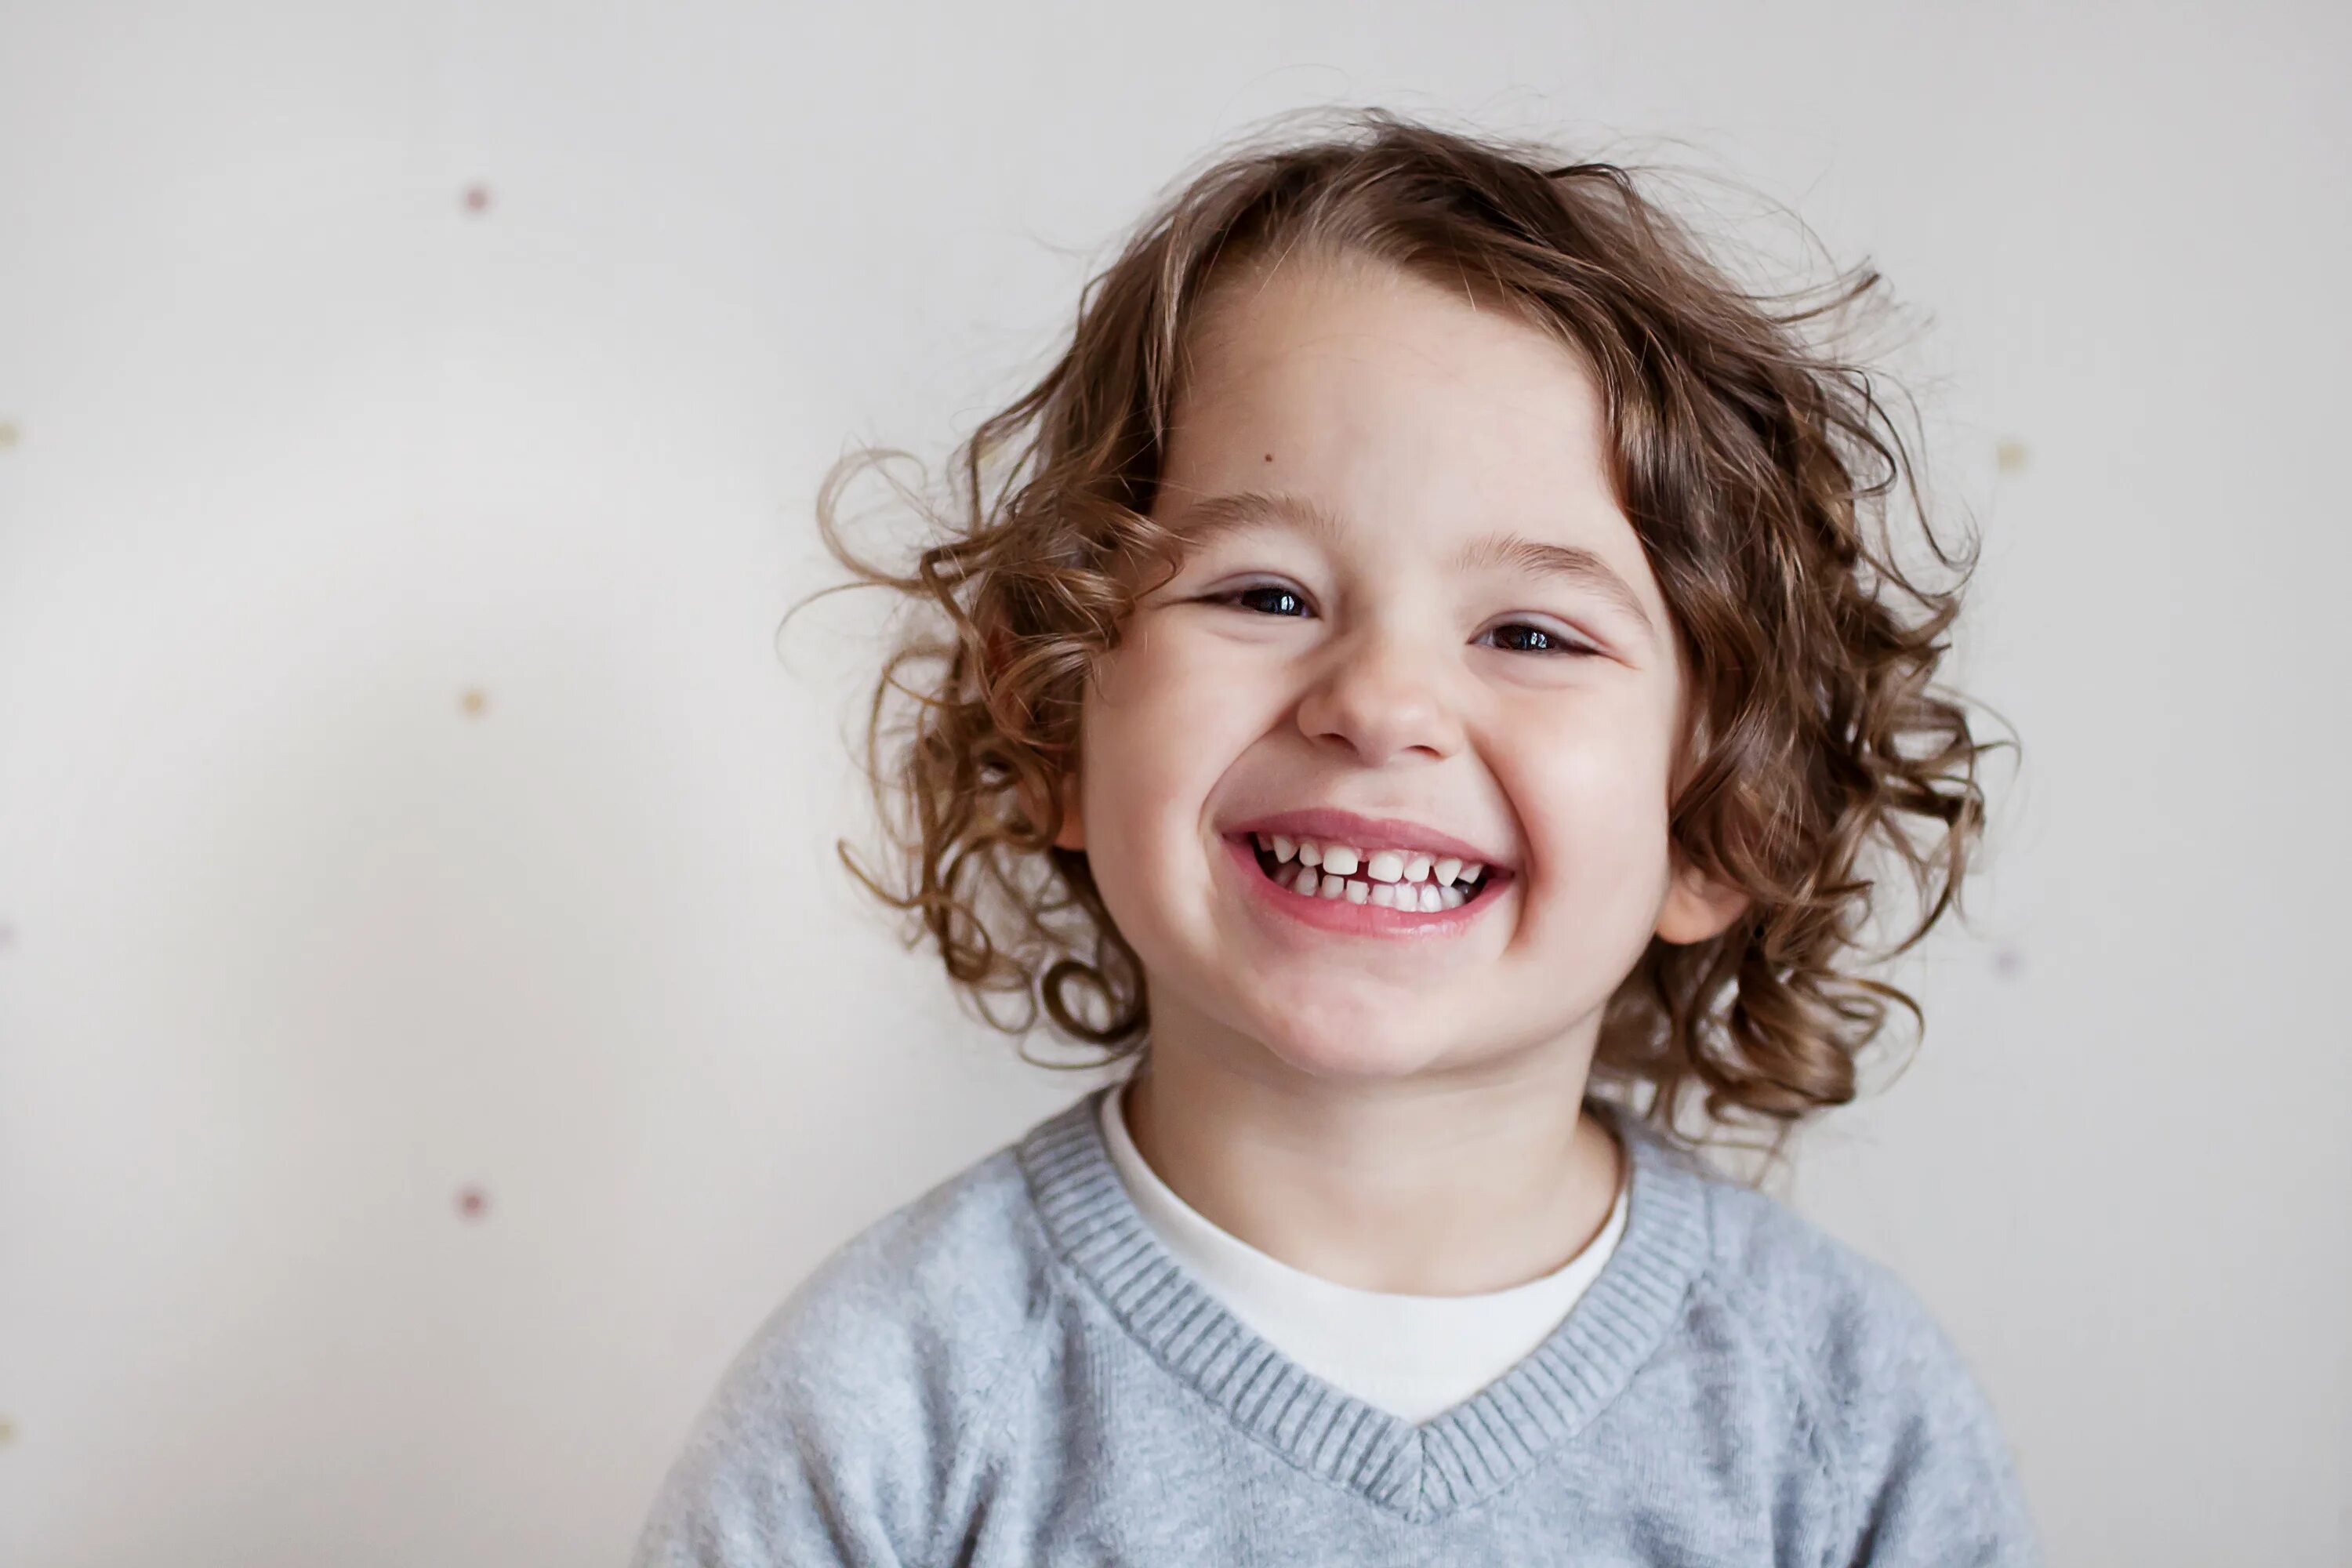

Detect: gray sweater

[631,1086,2041,1565]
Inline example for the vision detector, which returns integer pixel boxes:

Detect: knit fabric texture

[631,1085,2042,1566]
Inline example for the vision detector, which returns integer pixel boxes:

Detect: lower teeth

[1254,850,1475,910]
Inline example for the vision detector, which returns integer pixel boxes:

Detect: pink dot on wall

[1994,947,2024,979]
[461,183,492,214]
[456,1185,490,1221]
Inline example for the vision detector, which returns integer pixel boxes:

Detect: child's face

[1058,254,1748,1083]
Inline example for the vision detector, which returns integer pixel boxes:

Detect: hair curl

[792,107,2016,1160]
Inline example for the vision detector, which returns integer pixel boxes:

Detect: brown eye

[1220,584,1308,617]
[1480,622,1594,656]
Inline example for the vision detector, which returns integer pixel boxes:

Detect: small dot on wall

[461,183,492,214]
[0,420,20,451]
[460,688,488,717]
[456,1185,490,1221]
[1994,947,2024,979]
[1994,439,2030,475]
[0,1417,16,1447]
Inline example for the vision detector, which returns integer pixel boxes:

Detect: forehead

[1185,251,1592,408]
[1166,256,1619,522]
[1159,257,1664,621]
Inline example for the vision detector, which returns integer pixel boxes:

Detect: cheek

[1501,700,1676,911]
[1079,632,1269,880]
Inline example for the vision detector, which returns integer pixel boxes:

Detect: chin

[1244,1009,1464,1083]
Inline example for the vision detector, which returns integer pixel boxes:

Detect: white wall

[2,2,2345,1563]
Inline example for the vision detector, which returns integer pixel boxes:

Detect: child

[633,108,2040,1564]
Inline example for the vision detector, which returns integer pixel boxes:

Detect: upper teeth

[1260,833,1484,885]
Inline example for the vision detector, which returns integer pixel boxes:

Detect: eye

[1479,621,1596,657]
[1210,582,1311,618]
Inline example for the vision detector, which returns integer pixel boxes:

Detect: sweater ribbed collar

[1016,1084,1715,1523]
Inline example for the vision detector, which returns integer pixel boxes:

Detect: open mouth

[1236,832,1507,914]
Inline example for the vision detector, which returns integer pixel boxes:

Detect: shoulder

[1694,1171,1947,1384]
[750,1142,1053,1406]
[630,1142,1054,1567]
[1677,1161,2042,1565]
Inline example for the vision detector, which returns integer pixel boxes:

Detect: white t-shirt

[1096,1078,1630,1425]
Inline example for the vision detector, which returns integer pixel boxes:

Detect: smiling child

[632,108,2040,1565]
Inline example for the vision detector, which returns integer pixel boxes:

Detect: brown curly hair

[794,107,2013,1158]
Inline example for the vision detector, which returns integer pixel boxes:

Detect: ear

[1017,762,1085,852]
[1051,766,1084,851]
[986,624,1088,854]
[1653,849,1750,946]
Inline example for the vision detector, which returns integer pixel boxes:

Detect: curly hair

[794,107,2013,1160]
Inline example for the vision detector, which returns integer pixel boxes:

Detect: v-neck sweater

[632,1084,2041,1565]
[1094,1076,1630,1423]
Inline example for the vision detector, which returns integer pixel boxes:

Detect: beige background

[2,2,2346,1563]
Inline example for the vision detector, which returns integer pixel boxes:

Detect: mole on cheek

[1263,452,1274,462]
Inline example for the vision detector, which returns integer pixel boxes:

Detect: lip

[1219,832,1509,938]
[1221,806,1510,869]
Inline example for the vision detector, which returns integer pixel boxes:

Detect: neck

[1118,1012,1624,1297]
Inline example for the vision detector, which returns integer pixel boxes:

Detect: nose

[1294,625,1465,766]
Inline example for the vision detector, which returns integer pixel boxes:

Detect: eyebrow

[1162,489,1657,641]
